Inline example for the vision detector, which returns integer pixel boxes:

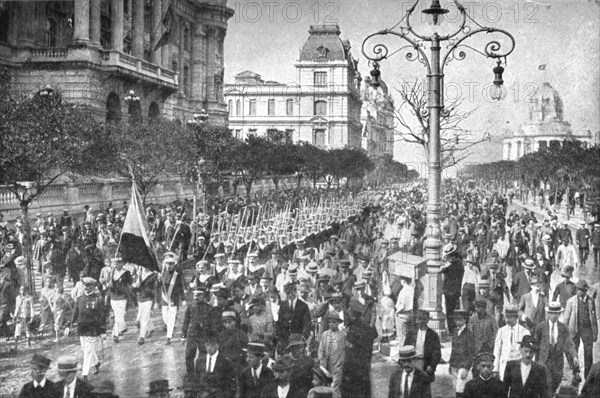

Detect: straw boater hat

[57,356,80,372]
[397,345,417,363]
[452,309,469,319]
[443,243,457,256]
[244,342,267,356]
[221,310,237,321]
[504,303,519,316]
[546,301,564,314]
[326,311,343,323]
[529,276,542,285]
[523,258,535,270]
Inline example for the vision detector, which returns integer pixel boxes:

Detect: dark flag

[153,0,175,51]
[119,183,160,271]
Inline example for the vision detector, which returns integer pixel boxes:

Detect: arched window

[286,99,294,116]
[184,25,191,52]
[268,99,275,116]
[106,92,121,123]
[46,18,57,47]
[314,100,327,116]
[228,100,234,115]
[249,99,256,116]
[236,100,241,115]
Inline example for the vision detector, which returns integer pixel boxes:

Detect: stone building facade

[0,0,233,124]
[224,24,363,149]
[502,82,596,161]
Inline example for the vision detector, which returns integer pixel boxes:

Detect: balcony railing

[102,50,178,87]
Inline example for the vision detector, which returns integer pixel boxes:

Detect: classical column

[90,0,101,46]
[178,18,184,93]
[110,0,124,51]
[161,0,170,68]
[152,0,162,65]
[74,0,91,44]
[132,0,144,58]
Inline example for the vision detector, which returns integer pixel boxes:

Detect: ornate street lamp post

[187,110,211,246]
[362,0,515,332]
[125,89,141,122]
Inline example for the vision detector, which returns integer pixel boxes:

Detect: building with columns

[224,25,363,149]
[503,82,596,160]
[0,0,233,124]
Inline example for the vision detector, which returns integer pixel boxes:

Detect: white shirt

[400,370,414,397]
[33,378,47,388]
[277,384,291,398]
[269,301,280,322]
[548,320,558,345]
[206,351,219,372]
[63,377,77,398]
[415,329,426,356]
[395,285,414,312]
[530,290,539,308]
[252,363,262,380]
[520,362,532,385]
[493,324,530,377]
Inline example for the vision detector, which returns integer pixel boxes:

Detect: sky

[223,0,600,169]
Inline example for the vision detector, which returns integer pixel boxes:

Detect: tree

[229,135,271,199]
[366,154,416,187]
[389,79,489,169]
[263,130,297,190]
[0,87,114,293]
[106,119,188,204]
[295,142,326,188]
[322,147,374,189]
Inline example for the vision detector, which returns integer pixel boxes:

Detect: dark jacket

[503,360,550,398]
[441,258,463,296]
[388,367,432,398]
[18,380,58,398]
[70,292,107,336]
[533,320,576,367]
[449,326,475,370]
[580,361,600,398]
[404,328,441,381]
[53,378,94,398]
[260,382,308,398]
[276,299,311,341]
[182,300,212,340]
[237,365,274,398]
[463,376,508,398]
[196,353,236,398]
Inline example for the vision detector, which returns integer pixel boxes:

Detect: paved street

[2,200,600,397]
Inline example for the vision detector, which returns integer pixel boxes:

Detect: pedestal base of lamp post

[426,310,447,339]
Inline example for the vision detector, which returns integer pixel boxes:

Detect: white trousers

[161,305,178,338]
[80,336,100,376]
[138,301,154,338]
[111,299,127,337]
[14,317,31,338]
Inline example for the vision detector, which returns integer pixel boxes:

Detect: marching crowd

[1,181,600,398]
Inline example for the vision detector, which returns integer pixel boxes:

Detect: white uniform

[493,323,530,379]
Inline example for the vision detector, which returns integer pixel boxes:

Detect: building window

[184,25,191,52]
[0,5,10,43]
[45,18,57,47]
[236,100,241,116]
[538,140,547,152]
[228,100,234,115]
[249,128,257,136]
[314,100,327,116]
[285,129,294,143]
[183,64,190,96]
[249,99,257,116]
[286,99,294,116]
[516,141,521,158]
[313,129,326,148]
[124,0,130,16]
[506,143,512,160]
[268,99,275,116]
[314,72,327,86]
[235,129,242,139]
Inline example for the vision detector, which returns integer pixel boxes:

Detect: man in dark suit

[53,356,94,398]
[403,310,441,382]
[19,354,58,398]
[236,343,274,398]
[533,301,579,393]
[518,276,547,331]
[580,360,600,398]
[440,243,464,333]
[503,335,550,398]
[196,335,236,398]
[260,356,307,398]
[388,345,432,398]
[463,352,508,398]
[276,280,311,351]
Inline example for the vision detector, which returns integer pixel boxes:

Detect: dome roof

[527,82,564,123]
[299,25,347,62]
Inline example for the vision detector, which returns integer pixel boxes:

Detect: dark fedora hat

[519,335,540,351]
[27,354,51,369]
[272,356,295,372]
[575,280,589,290]
[147,379,173,394]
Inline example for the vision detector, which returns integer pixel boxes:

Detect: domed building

[503,82,594,160]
